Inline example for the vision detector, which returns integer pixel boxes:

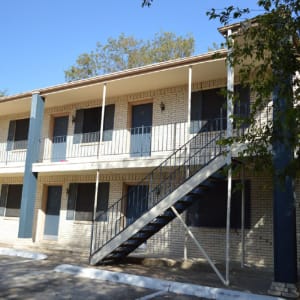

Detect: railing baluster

[90,118,230,257]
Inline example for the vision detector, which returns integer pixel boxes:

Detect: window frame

[66,182,110,222]
[190,85,250,133]
[7,118,30,150]
[73,104,115,143]
[0,184,23,218]
[186,179,251,229]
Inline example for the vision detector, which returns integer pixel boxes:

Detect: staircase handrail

[90,118,226,255]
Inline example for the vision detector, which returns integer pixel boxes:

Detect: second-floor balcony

[39,121,193,163]
[0,102,272,172]
[1,121,218,168]
[0,140,27,171]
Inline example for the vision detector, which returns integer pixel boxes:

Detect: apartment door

[51,116,68,162]
[44,186,62,239]
[130,103,152,157]
[126,185,149,225]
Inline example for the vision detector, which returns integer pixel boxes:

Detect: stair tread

[90,152,227,264]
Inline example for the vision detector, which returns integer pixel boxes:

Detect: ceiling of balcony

[0,55,227,117]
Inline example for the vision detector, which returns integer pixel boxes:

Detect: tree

[207,42,225,52]
[206,2,300,176]
[142,0,153,7]
[0,90,7,97]
[65,32,195,81]
[143,0,300,291]
[143,0,300,175]
[206,1,300,290]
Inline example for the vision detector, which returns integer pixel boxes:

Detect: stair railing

[90,118,227,256]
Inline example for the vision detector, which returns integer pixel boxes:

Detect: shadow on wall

[134,175,274,269]
[61,219,92,255]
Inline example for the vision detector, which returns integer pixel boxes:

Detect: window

[73,104,115,143]
[186,180,251,229]
[7,119,30,150]
[234,85,251,129]
[0,184,23,217]
[190,85,250,133]
[66,182,109,221]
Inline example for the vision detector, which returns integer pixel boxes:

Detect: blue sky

[1,0,260,95]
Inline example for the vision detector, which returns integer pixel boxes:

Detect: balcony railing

[0,140,27,166]
[39,122,190,162]
[0,103,272,165]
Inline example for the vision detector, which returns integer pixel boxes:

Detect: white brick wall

[145,172,274,268]
[29,170,277,269]
[0,78,298,274]
[0,177,23,243]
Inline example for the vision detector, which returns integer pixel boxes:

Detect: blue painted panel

[272,80,297,283]
[126,185,149,225]
[18,93,45,238]
[130,103,152,157]
[51,116,68,162]
[44,186,62,237]
[130,126,151,157]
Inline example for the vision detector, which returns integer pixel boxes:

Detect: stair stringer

[90,154,227,265]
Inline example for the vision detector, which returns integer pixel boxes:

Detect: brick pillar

[18,93,44,238]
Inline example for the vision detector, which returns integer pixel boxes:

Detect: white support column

[97,83,107,158]
[92,83,107,254]
[93,170,100,221]
[184,231,188,261]
[183,66,193,258]
[91,169,100,254]
[171,206,227,286]
[187,66,192,139]
[225,28,234,285]
[226,167,232,284]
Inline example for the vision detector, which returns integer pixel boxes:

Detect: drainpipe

[225,28,234,286]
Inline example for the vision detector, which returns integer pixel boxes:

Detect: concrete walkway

[0,247,285,300]
[55,263,283,300]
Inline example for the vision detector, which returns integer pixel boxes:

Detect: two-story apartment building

[0,26,299,294]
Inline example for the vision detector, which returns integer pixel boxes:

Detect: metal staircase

[90,120,227,265]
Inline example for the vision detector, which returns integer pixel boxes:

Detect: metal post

[187,66,192,137]
[91,169,100,255]
[183,66,193,258]
[186,66,192,176]
[171,206,228,285]
[93,170,100,222]
[226,168,232,283]
[225,28,234,285]
[92,83,107,254]
[97,83,107,159]
[241,164,245,268]
[184,231,188,261]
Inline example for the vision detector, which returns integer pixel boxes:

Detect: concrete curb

[0,247,47,260]
[55,264,285,300]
